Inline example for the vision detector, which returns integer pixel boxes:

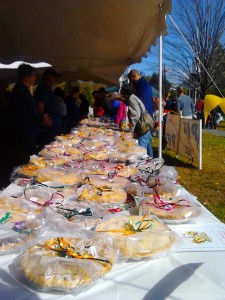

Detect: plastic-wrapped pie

[10,236,115,293]
[96,216,176,259]
[36,167,82,186]
[77,185,127,204]
[39,147,64,158]
[84,175,130,189]
[29,155,47,167]
[84,151,110,161]
[137,195,202,222]
[0,208,43,254]
[17,164,41,177]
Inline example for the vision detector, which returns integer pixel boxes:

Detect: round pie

[96,216,176,258]
[139,196,201,221]
[78,186,127,204]
[18,236,114,290]
[36,168,82,186]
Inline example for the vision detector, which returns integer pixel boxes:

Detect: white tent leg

[158,33,163,159]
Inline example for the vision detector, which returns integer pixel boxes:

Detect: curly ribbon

[24,187,64,207]
[140,194,191,211]
[134,176,160,188]
[12,221,32,235]
[57,207,92,219]
[98,215,154,236]
[83,176,113,195]
[43,237,112,269]
[0,211,13,224]
[17,178,31,186]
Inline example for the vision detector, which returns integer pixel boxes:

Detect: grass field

[153,122,225,223]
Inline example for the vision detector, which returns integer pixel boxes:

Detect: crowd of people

[1,63,223,175]
[5,64,92,165]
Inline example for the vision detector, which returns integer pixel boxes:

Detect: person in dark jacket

[53,87,67,134]
[11,64,52,163]
[35,68,61,145]
[79,93,89,119]
[65,86,80,132]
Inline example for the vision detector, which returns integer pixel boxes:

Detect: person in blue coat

[128,69,153,117]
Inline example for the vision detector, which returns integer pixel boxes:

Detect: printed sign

[165,114,181,153]
[169,224,225,252]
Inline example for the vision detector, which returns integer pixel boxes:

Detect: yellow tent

[219,98,225,115]
[204,95,224,124]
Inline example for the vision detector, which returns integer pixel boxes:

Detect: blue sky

[129,2,178,83]
[129,0,225,86]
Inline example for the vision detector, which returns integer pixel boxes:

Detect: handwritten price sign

[165,115,202,169]
[165,114,181,153]
[178,119,202,167]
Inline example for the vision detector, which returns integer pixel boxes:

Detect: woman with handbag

[120,85,154,157]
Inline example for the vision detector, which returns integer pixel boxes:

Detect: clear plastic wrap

[84,150,111,161]
[83,174,131,189]
[153,182,179,197]
[136,194,202,223]
[157,166,178,182]
[39,145,65,158]
[23,182,76,207]
[79,162,137,178]
[10,165,41,182]
[36,167,82,186]
[126,182,155,196]
[56,135,81,145]
[9,230,116,295]
[29,155,47,167]
[135,157,164,173]
[54,201,110,230]
[77,184,127,204]
[0,199,45,255]
[96,215,176,261]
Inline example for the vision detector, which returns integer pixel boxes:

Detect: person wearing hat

[35,68,61,145]
[176,87,194,119]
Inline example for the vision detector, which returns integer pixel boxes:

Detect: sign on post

[165,114,181,153]
[178,118,202,169]
[165,114,202,169]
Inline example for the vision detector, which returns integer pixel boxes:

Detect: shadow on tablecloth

[142,263,203,300]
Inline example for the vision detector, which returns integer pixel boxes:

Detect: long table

[1,183,225,300]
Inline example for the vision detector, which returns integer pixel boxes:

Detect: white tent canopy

[0,0,171,84]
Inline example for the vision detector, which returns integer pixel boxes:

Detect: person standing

[35,68,61,145]
[53,87,67,134]
[79,93,90,119]
[11,64,52,163]
[176,87,194,119]
[128,69,153,117]
[93,90,104,118]
[65,86,80,132]
[120,85,153,157]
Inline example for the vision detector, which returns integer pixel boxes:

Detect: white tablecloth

[0,185,224,300]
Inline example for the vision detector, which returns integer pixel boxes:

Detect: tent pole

[158,33,163,159]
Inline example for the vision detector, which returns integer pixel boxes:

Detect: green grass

[153,131,225,223]
[217,120,225,130]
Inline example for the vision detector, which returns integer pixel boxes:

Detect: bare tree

[164,0,225,98]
